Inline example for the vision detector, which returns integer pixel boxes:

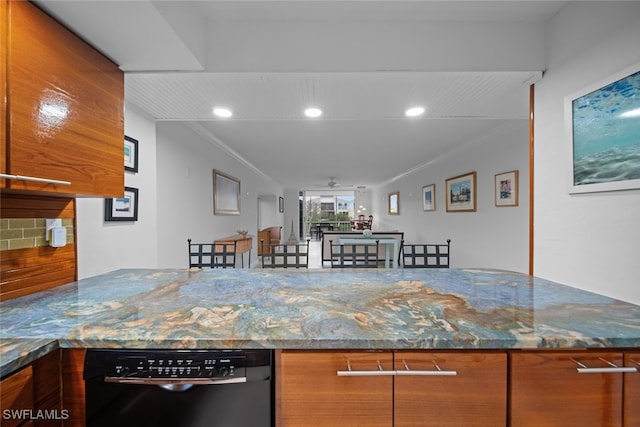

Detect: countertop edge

[3,338,640,378]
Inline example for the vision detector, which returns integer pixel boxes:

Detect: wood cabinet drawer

[511,351,625,427]
[277,350,393,426]
[394,351,507,427]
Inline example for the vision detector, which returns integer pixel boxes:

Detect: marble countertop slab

[1,268,639,375]
[0,338,59,377]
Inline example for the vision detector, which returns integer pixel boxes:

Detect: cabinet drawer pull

[572,358,638,374]
[395,360,457,376]
[0,173,71,185]
[337,360,395,377]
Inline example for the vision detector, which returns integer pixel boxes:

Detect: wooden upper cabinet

[511,351,625,427]
[394,351,507,427]
[277,350,393,427]
[4,0,124,197]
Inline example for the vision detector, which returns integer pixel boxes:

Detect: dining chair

[401,239,451,268]
[329,239,379,268]
[188,239,237,268]
[261,239,311,268]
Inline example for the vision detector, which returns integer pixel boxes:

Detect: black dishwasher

[84,349,273,427]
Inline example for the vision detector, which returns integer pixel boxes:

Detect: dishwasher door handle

[104,376,247,385]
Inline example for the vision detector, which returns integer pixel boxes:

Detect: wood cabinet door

[277,350,393,427]
[511,351,624,427]
[394,351,507,427]
[625,353,640,427]
[6,1,123,197]
[0,365,34,427]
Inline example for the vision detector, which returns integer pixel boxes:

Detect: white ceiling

[37,1,567,191]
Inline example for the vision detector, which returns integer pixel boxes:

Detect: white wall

[76,104,158,278]
[155,122,283,268]
[372,120,529,272]
[534,2,640,305]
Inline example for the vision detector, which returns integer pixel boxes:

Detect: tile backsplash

[0,218,74,250]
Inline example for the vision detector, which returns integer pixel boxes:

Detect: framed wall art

[445,171,476,212]
[105,187,139,221]
[388,191,399,215]
[495,170,519,207]
[124,135,139,173]
[422,184,436,211]
[565,62,640,193]
[213,170,241,215]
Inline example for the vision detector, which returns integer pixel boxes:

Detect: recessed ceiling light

[213,107,233,118]
[304,107,322,118]
[405,106,425,117]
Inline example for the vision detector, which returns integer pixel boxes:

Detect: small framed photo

[124,135,139,173]
[279,196,284,213]
[495,170,519,207]
[422,184,436,211]
[445,171,477,212]
[213,170,241,215]
[388,191,399,215]
[105,187,139,221]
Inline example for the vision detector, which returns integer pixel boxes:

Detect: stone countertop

[1,268,640,376]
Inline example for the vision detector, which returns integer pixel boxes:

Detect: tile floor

[307,240,323,269]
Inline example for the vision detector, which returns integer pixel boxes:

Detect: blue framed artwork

[566,63,640,193]
[105,187,139,221]
[124,135,139,173]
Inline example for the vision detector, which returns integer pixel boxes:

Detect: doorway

[302,190,356,240]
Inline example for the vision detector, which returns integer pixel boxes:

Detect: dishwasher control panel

[84,349,272,382]
[108,354,242,379]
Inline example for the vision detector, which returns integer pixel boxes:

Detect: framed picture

[422,184,436,211]
[388,191,399,215]
[124,135,139,173]
[445,171,476,212]
[105,187,138,221]
[279,196,284,213]
[565,62,640,193]
[495,170,519,207]
[213,170,240,215]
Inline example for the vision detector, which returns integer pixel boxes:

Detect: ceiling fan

[312,177,354,189]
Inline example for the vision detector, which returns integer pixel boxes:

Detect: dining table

[337,236,399,268]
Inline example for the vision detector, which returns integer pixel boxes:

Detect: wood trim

[61,348,86,426]
[31,349,62,426]
[528,84,535,276]
[1,0,7,177]
[0,193,75,217]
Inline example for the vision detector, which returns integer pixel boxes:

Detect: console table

[338,237,399,268]
[214,234,252,268]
